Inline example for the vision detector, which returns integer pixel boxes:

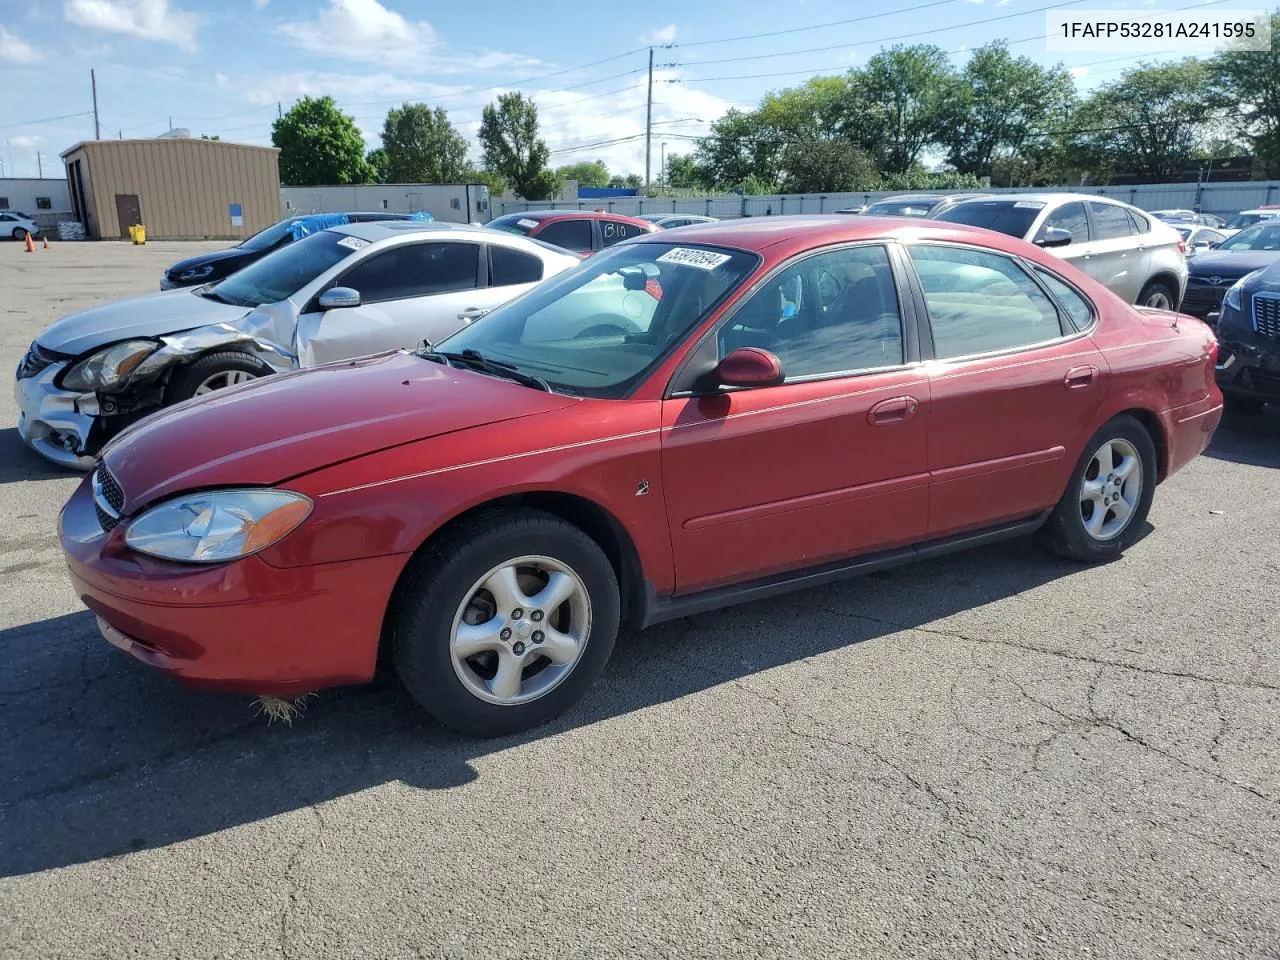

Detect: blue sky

[0,0,1211,179]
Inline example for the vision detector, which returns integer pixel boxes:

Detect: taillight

[1178,239,1187,255]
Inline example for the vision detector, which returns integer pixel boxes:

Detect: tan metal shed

[59,137,281,241]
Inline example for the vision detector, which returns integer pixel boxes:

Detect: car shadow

[0,534,1096,878]
[1203,405,1280,469]
[0,428,81,484]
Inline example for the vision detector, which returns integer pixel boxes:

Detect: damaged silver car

[15,220,581,469]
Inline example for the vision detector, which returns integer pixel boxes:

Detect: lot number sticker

[336,236,371,251]
[1013,201,1046,209]
[517,218,539,229]
[656,247,733,270]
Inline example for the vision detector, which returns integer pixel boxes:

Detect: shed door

[114,194,142,238]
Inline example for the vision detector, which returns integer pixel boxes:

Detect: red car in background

[59,216,1222,738]
[486,209,658,257]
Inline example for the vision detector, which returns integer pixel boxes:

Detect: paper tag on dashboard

[517,218,539,229]
[656,247,733,270]
[336,236,371,251]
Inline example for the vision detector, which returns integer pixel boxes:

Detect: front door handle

[868,395,920,425]
[457,306,490,322]
[1064,365,1098,389]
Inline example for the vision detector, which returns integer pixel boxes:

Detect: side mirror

[318,286,361,310]
[1036,227,1072,248]
[1194,239,1215,249]
[715,347,785,389]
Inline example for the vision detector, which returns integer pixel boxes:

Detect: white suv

[0,211,39,240]
[934,193,1188,310]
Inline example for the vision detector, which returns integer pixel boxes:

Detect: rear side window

[537,218,594,251]
[601,219,644,247]
[1089,203,1135,241]
[489,244,543,286]
[1034,268,1093,330]
[1126,209,1150,233]
[908,245,1065,358]
[1042,202,1090,244]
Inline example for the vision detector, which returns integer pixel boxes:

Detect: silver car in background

[934,193,1188,309]
[15,221,580,469]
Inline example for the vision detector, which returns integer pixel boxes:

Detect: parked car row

[20,202,1226,737]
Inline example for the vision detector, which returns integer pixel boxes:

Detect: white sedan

[15,221,580,468]
[0,210,40,240]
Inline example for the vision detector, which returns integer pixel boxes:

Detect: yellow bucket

[129,224,146,245]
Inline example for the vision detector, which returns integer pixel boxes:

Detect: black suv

[1214,259,1280,411]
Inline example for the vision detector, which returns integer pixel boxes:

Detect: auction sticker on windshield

[517,218,539,230]
[336,236,371,251]
[656,248,733,270]
[1014,201,1046,209]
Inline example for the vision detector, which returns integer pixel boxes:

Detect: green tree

[838,45,958,174]
[1070,59,1222,182]
[200,134,221,141]
[366,147,389,183]
[942,41,1076,179]
[663,153,705,189]
[1212,14,1280,177]
[479,93,560,200]
[464,166,507,200]
[780,140,878,192]
[272,96,373,186]
[607,173,643,189]
[555,160,610,188]
[380,102,470,183]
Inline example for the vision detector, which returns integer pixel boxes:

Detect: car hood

[1187,250,1280,279]
[36,288,253,356]
[1244,259,1280,293]
[164,246,255,277]
[100,350,578,511]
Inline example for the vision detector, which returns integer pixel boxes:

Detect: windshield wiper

[421,346,551,392]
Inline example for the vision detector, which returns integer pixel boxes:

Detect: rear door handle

[1064,365,1098,389]
[868,395,919,425]
[457,306,490,321]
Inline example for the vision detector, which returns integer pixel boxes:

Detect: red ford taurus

[58,216,1223,737]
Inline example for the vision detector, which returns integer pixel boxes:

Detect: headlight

[61,340,159,391]
[124,489,312,563]
[179,264,215,281]
[1224,270,1263,313]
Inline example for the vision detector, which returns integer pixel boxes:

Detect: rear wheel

[1137,280,1176,311]
[12,227,28,241]
[1039,415,1157,563]
[390,510,620,738]
[163,351,270,405]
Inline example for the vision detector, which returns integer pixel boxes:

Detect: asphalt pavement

[1,240,1277,959]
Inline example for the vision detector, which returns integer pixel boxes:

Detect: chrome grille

[92,466,125,533]
[1254,294,1280,341]
[16,342,71,380]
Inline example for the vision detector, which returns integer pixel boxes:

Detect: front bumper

[1181,279,1233,322]
[1216,336,1280,401]
[58,475,407,695]
[14,363,99,470]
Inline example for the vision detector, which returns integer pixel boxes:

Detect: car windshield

[238,218,297,251]
[432,242,761,398]
[933,199,1043,239]
[485,214,540,236]
[1218,222,1280,251]
[863,200,935,217]
[1225,212,1277,230]
[207,230,359,307]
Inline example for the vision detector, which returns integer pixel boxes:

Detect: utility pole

[91,69,101,140]
[36,151,43,178]
[277,102,283,120]
[168,116,173,132]
[644,47,653,196]
[660,142,666,194]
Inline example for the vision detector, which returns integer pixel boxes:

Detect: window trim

[901,239,1092,365]
[322,239,484,307]
[664,239,923,399]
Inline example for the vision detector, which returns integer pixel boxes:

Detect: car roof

[495,209,654,225]
[328,220,482,241]
[628,214,1046,257]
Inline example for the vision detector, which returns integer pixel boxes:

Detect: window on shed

[0,197,8,209]
[36,197,52,210]
[381,199,389,209]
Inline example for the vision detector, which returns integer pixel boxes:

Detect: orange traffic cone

[42,237,49,249]
[23,232,35,253]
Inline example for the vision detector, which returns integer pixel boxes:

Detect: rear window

[864,200,935,218]
[933,200,1043,239]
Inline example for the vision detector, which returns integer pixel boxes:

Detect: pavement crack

[277,803,326,960]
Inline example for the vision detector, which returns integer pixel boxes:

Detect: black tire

[163,351,271,405]
[12,228,27,241]
[1039,415,1158,564]
[390,510,620,738]
[1225,394,1265,414]
[1137,279,1176,311]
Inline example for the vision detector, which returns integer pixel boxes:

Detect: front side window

[209,230,360,307]
[718,245,904,378]
[1042,202,1090,244]
[340,242,479,302]
[909,245,1064,358]
[1089,203,1136,241]
[537,218,594,251]
[435,243,760,398]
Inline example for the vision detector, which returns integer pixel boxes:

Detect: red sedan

[59,216,1223,737]
[485,210,658,257]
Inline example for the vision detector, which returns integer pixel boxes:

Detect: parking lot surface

[1,241,1278,960]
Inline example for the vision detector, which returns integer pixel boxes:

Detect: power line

[672,0,966,48]
[0,110,94,131]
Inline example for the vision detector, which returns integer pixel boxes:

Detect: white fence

[494,180,1280,220]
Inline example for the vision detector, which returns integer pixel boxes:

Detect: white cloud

[639,24,677,45]
[10,135,46,149]
[216,70,458,107]
[254,0,269,6]
[63,0,199,52]
[1070,66,1089,78]
[0,25,41,63]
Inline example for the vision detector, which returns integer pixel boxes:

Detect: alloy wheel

[1079,438,1143,541]
[193,370,257,395]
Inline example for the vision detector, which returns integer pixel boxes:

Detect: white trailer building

[279,183,492,224]
[0,177,72,227]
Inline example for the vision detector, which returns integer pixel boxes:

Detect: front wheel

[12,228,28,241]
[1039,415,1157,563]
[390,511,620,738]
[1137,280,1176,311]
[163,351,270,405]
